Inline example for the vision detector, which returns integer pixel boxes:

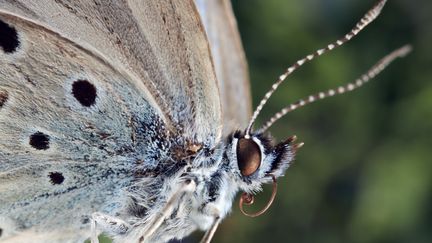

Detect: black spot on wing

[48,171,65,185]
[29,132,50,150]
[0,19,19,53]
[72,79,97,107]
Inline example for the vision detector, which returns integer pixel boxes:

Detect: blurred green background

[208,0,431,243]
[99,0,431,243]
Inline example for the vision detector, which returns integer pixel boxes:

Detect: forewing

[0,12,169,241]
[195,0,252,135]
[0,0,222,144]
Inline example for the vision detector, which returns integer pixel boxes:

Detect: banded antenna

[259,45,412,132]
[245,0,388,137]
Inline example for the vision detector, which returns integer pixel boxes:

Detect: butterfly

[0,0,410,242]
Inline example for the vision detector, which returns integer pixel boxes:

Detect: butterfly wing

[0,0,222,144]
[0,12,164,241]
[195,0,252,135]
[0,0,221,241]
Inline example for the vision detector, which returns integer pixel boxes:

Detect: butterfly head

[216,130,303,217]
[228,131,303,193]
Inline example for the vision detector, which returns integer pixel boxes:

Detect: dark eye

[236,138,262,176]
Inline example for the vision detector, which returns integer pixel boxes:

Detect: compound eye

[236,138,262,176]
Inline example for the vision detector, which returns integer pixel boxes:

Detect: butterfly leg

[199,215,222,243]
[90,212,130,243]
[139,179,197,242]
